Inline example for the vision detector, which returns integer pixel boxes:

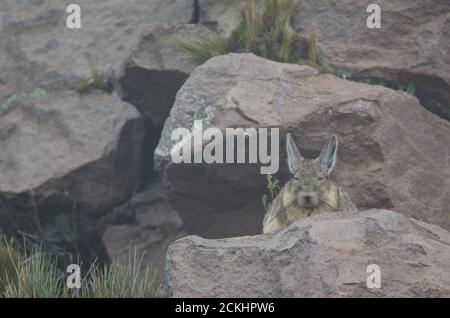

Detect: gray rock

[154,53,450,239]
[103,180,187,281]
[292,0,450,120]
[0,0,195,94]
[0,90,146,262]
[163,209,450,297]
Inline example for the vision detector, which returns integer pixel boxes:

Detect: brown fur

[263,134,357,233]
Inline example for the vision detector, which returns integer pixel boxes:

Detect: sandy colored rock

[164,209,450,297]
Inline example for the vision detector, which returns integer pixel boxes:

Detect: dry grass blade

[177,33,228,64]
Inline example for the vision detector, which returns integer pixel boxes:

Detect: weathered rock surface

[293,0,450,120]
[155,53,450,239]
[103,180,186,280]
[197,0,450,120]
[113,24,214,128]
[163,209,450,297]
[0,90,146,262]
[0,0,195,94]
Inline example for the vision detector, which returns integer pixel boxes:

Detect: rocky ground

[0,0,449,297]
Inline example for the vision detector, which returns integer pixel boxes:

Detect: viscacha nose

[303,195,312,203]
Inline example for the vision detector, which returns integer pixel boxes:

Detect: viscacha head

[286,133,338,207]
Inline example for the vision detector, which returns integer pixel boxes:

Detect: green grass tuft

[236,0,264,53]
[76,78,90,94]
[178,0,319,66]
[81,251,157,298]
[307,32,318,64]
[0,241,157,298]
[177,33,229,64]
[0,236,21,296]
[3,245,63,298]
[76,62,112,94]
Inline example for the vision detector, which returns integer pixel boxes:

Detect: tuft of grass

[263,0,296,62]
[265,0,295,31]
[0,236,21,296]
[236,0,264,53]
[399,83,416,96]
[307,31,318,64]
[76,62,112,94]
[3,245,63,298]
[177,33,229,64]
[75,78,90,94]
[279,27,294,62]
[0,241,157,298]
[81,250,157,298]
[262,174,281,211]
[90,67,109,91]
[178,0,319,66]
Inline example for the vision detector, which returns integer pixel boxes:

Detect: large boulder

[102,180,186,281]
[0,90,146,262]
[292,0,450,121]
[197,0,450,120]
[154,53,450,239]
[0,0,195,94]
[163,209,450,297]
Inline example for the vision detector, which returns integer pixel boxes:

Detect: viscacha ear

[318,135,338,176]
[286,133,304,174]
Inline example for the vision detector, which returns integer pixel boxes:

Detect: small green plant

[262,174,281,211]
[76,62,112,94]
[76,78,90,94]
[399,83,416,96]
[90,67,109,91]
[307,32,318,64]
[179,0,319,66]
[0,88,47,117]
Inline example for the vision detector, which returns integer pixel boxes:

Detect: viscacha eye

[318,177,324,181]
